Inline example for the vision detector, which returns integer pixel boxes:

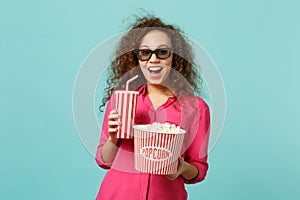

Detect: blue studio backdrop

[1,0,299,199]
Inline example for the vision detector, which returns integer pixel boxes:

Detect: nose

[149,52,159,63]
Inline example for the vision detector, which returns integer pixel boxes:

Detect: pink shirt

[96,84,210,200]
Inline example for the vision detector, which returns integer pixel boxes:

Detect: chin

[146,78,168,86]
[144,71,170,86]
[146,80,161,85]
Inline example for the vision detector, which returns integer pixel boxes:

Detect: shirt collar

[136,84,148,96]
[136,84,177,99]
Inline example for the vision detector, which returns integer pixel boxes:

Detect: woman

[96,15,210,200]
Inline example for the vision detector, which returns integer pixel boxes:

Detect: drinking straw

[125,75,139,91]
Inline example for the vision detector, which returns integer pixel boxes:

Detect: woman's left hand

[166,157,186,180]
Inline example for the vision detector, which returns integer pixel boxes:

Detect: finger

[108,114,120,120]
[109,109,118,114]
[166,173,178,180]
[108,127,118,133]
[108,120,121,127]
[178,157,184,167]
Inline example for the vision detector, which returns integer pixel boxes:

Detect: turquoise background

[1,0,299,199]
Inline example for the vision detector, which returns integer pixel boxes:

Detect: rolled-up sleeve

[183,98,210,184]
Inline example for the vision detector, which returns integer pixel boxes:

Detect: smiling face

[138,30,173,85]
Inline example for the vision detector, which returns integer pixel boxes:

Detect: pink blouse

[95,84,210,200]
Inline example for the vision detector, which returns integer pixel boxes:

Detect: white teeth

[148,67,162,72]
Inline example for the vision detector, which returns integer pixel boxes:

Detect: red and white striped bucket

[115,90,139,139]
[133,124,185,175]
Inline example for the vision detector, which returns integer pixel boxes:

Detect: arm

[100,110,120,163]
[95,95,121,169]
[167,98,210,183]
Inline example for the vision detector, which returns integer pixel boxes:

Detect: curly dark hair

[99,15,202,111]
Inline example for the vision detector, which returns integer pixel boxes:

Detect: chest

[134,96,181,126]
[148,94,169,110]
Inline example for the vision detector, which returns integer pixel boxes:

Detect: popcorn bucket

[133,124,186,175]
[115,90,139,139]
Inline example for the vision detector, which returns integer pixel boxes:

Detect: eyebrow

[139,44,171,49]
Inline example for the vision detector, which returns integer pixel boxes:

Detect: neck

[146,83,174,96]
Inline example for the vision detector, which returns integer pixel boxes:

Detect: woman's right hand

[107,109,121,145]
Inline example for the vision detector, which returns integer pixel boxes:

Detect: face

[137,30,173,85]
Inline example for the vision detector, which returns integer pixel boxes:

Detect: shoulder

[178,95,210,121]
[180,93,209,110]
[195,96,209,110]
[195,97,210,119]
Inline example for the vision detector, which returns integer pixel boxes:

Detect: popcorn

[146,122,182,133]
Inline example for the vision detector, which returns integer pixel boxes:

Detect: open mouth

[148,67,163,74]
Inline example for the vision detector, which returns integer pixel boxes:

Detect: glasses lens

[138,49,152,61]
[156,49,171,59]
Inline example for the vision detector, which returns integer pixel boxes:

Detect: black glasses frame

[134,48,173,61]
